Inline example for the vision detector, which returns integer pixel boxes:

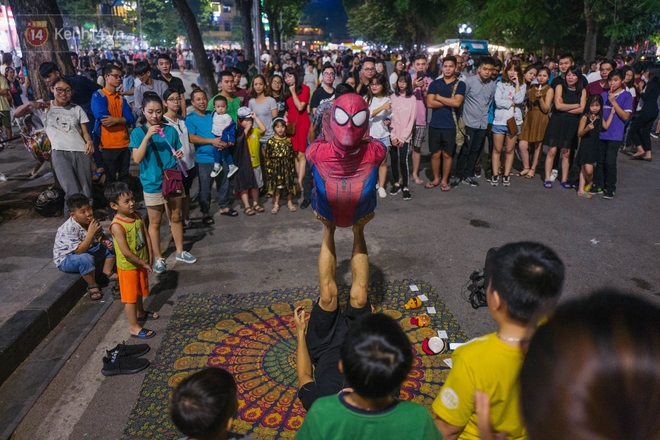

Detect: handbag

[286,97,299,136]
[506,116,518,135]
[141,126,183,198]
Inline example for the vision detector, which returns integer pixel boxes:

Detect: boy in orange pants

[105,182,158,339]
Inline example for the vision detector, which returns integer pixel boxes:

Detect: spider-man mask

[330,94,370,155]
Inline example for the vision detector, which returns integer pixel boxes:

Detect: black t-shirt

[236,59,250,74]
[342,54,353,69]
[551,75,588,90]
[298,348,346,411]
[155,73,186,96]
[64,74,102,119]
[310,87,335,111]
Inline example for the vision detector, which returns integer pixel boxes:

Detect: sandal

[516,168,532,177]
[243,206,256,216]
[87,284,103,301]
[425,181,440,189]
[525,170,535,179]
[287,203,297,212]
[577,192,593,199]
[271,204,280,215]
[202,215,215,225]
[131,328,156,339]
[183,219,192,229]
[92,170,104,181]
[137,311,160,321]
[253,204,265,213]
[220,208,238,217]
[560,181,572,189]
[543,181,552,189]
[412,177,425,185]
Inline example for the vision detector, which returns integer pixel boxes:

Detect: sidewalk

[0,138,91,386]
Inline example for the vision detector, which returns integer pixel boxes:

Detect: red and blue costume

[306,94,387,227]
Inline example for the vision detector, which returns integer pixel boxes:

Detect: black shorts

[305,298,372,365]
[428,127,457,155]
[182,165,198,196]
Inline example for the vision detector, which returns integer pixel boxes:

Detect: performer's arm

[294,305,314,388]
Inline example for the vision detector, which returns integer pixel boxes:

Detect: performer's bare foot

[314,211,336,231]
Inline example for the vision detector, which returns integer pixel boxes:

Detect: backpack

[33,187,65,217]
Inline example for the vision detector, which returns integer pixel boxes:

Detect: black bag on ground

[33,187,65,217]
[466,247,499,309]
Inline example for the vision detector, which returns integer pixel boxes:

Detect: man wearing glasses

[133,60,168,117]
[355,57,376,97]
[91,65,135,216]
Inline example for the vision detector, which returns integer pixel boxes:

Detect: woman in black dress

[543,67,587,188]
[630,66,660,161]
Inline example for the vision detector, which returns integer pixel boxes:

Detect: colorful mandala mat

[122,279,468,440]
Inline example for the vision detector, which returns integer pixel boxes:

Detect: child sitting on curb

[53,193,116,300]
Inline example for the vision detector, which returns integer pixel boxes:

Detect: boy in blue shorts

[432,242,565,440]
[53,193,116,300]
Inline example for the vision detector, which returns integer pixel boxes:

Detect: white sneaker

[377,187,387,198]
[550,169,558,182]
[210,164,222,178]
[0,173,6,182]
[227,164,239,178]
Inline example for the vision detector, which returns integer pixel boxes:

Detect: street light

[458,24,472,35]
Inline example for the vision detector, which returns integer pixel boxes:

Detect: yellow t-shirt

[110,213,149,271]
[247,127,261,167]
[432,333,526,440]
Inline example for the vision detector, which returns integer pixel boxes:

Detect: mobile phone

[416,72,425,80]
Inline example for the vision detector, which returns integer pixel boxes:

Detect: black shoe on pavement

[102,351,150,376]
[402,189,411,200]
[389,184,401,195]
[462,177,479,187]
[300,199,310,209]
[589,186,603,195]
[449,177,461,188]
[107,342,150,358]
[603,190,615,200]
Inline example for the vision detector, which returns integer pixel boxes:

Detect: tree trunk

[258,2,266,52]
[583,1,599,61]
[172,0,217,96]
[606,36,617,59]
[8,0,73,100]
[236,0,254,57]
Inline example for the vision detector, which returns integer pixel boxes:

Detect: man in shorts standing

[410,54,433,185]
[426,56,465,191]
[294,212,374,410]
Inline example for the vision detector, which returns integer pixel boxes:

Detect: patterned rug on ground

[122,280,468,440]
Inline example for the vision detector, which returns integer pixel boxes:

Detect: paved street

[2,71,660,439]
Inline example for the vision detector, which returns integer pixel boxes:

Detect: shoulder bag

[141,126,183,198]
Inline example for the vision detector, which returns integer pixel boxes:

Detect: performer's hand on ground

[353,212,374,231]
[314,211,336,231]
[293,305,307,336]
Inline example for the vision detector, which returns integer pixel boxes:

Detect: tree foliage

[262,0,308,48]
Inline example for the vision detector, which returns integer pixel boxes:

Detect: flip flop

[425,181,440,189]
[440,183,451,192]
[516,168,532,177]
[131,328,156,339]
[543,181,552,189]
[220,208,238,217]
[412,177,425,185]
[202,216,214,225]
[577,192,592,199]
[137,311,160,321]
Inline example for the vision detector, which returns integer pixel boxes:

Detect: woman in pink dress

[283,67,311,191]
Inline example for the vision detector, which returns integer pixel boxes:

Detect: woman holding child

[129,92,197,274]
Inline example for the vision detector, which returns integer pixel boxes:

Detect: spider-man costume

[306,94,387,227]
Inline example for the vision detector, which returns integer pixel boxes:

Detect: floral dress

[265,137,296,194]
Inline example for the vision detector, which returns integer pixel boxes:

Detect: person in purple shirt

[592,69,632,200]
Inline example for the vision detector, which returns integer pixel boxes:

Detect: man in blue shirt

[425,56,466,191]
[185,88,237,223]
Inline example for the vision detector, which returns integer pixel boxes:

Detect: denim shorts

[377,136,391,147]
[58,243,114,275]
[492,124,521,135]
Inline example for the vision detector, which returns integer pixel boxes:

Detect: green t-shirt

[207,93,240,123]
[295,394,443,440]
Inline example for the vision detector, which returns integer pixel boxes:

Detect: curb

[0,274,86,387]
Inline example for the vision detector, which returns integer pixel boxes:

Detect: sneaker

[485,175,493,182]
[154,258,166,273]
[550,169,558,182]
[227,164,239,178]
[176,251,197,264]
[588,186,603,195]
[502,176,511,187]
[490,175,499,186]
[389,184,401,195]
[462,177,479,187]
[0,173,6,182]
[102,350,150,376]
[377,187,387,198]
[603,190,615,200]
[107,342,150,358]
[651,132,658,139]
[402,189,411,200]
[473,173,481,179]
[449,177,461,188]
[210,164,222,178]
